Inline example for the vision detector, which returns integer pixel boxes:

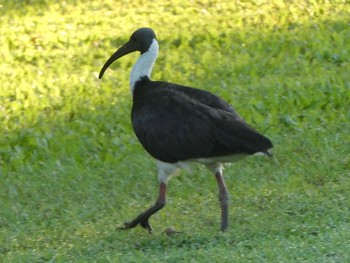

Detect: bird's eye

[131,36,137,42]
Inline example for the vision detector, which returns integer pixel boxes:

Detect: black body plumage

[132,77,272,163]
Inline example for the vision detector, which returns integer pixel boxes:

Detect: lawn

[1,0,350,262]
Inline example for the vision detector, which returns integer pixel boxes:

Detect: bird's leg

[215,171,229,231]
[117,182,167,233]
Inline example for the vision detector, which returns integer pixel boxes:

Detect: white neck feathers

[130,39,159,94]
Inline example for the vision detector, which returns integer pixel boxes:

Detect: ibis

[99,28,273,233]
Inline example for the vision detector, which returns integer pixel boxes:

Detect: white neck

[130,39,159,94]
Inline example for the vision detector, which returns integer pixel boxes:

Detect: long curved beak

[99,41,136,79]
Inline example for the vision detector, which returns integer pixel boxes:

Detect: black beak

[99,41,136,79]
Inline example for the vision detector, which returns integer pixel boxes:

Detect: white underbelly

[156,153,251,183]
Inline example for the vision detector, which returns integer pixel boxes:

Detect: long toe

[116,222,128,231]
[140,219,153,233]
[116,220,138,231]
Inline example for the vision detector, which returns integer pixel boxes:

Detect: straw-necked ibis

[99,28,273,233]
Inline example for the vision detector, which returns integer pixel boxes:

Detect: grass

[1,0,350,262]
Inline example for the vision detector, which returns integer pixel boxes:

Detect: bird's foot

[115,186,166,234]
[116,222,132,231]
[116,217,153,233]
[140,219,153,233]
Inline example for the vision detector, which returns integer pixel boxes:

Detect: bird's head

[99,28,157,79]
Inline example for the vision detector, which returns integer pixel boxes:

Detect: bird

[99,27,273,233]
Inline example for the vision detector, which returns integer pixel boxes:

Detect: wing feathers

[132,79,273,163]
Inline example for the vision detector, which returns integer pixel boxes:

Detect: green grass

[1,0,350,262]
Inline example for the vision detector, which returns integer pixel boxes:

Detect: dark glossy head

[99,28,157,79]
